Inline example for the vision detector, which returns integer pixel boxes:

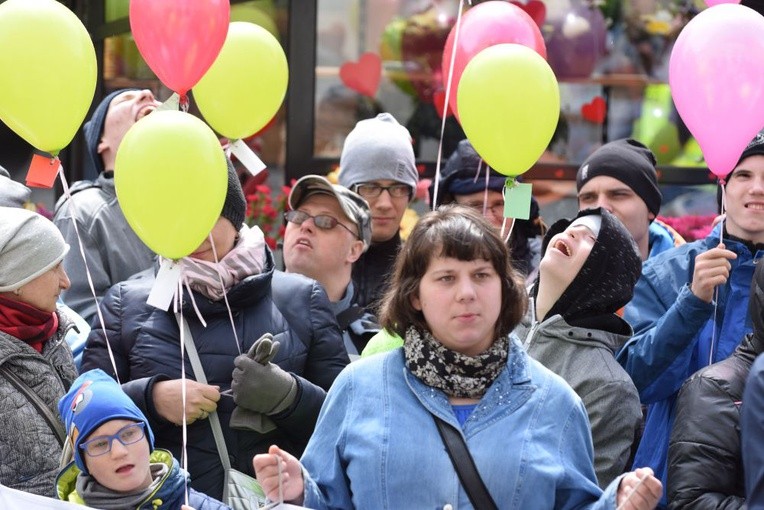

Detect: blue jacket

[300,338,625,509]
[619,225,761,507]
[648,220,683,259]
[81,254,349,500]
[56,449,230,509]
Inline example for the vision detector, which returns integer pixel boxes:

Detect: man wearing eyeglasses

[338,113,420,313]
[283,175,379,360]
[434,139,546,279]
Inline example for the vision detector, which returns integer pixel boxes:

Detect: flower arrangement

[657,214,717,242]
[245,183,292,250]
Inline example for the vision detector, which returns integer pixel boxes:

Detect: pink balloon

[130,0,230,97]
[442,1,546,121]
[669,4,764,178]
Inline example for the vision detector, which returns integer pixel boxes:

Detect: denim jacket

[300,338,624,509]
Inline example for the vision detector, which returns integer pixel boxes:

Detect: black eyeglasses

[284,210,359,238]
[354,183,412,199]
[79,422,146,457]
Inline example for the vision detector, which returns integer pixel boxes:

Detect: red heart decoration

[432,90,453,119]
[340,52,382,98]
[581,96,607,124]
[509,0,546,27]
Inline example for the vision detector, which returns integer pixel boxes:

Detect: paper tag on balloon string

[26,154,61,188]
[229,138,267,176]
[503,180,533,220]
[157,93,181,112]
[147,259,182,309]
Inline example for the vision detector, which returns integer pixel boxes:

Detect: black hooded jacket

[666,262,764,509]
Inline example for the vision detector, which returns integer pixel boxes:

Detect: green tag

[503,181,533,220]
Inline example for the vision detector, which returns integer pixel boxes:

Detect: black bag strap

[0,364,66,446]
[433,415,498,510]
[335,305,365,330]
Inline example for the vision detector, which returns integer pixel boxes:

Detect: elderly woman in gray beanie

[0,206,79,496]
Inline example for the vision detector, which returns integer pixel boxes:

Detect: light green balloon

[115,111,227,260]
[458,44,560,177]
[194,22,288,140]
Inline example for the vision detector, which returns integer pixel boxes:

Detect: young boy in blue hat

[56,369,230,510]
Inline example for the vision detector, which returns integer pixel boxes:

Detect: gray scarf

[403,326,508,399]
[77,462,169,509]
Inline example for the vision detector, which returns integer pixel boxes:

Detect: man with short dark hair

[618,131,764,508]
[576,139,683,261]
[283,175,378,359]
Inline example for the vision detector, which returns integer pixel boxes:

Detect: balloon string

[59,169,120,383]
[208,232,242,355]
[179,94,189,113]
[175,280,190,508]
[432,0,465,211]
[709,180,727,366]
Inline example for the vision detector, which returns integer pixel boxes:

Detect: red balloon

[129,0,230,97]
[442,1,547,121]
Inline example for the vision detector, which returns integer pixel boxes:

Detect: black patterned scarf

[403,326,508,399]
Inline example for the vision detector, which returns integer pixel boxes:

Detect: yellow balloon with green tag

[457,44,559,177]
[0,0,96,155]
[115,111,228,260]
[194,22,288,140]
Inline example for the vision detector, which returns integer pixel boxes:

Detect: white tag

[147,259,182,309]
[157,92,180,112]
[230,138,267,176]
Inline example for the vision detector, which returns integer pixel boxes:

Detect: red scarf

[0,295,58,353]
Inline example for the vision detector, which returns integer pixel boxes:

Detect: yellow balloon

[0,0,96,154]
[230,3,279,39]
[457,44,560,177]
[115,111,228,260]
[194,22,288,140]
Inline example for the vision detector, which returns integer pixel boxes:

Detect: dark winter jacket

[351,231,401,313]
[668,332,763,509]
[81,252,349,500]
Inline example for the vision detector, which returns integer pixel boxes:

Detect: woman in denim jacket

[254,206,662,509]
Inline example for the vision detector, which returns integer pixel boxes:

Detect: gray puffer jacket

[519,310,642,488]
[0,311,78,496]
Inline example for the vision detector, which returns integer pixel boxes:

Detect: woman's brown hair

[378,205,528,341]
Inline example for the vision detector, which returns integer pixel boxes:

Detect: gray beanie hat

[0,207,70,292]
[0,166,31,208]
[338,113,418,192]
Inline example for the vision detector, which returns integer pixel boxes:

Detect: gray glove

[231,333,297,415]
[230,334,281,433]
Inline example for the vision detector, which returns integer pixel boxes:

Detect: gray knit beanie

[221,158,246,230]
[0,206,70,292]
[338,113,418,192]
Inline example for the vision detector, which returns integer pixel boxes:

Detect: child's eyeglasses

[79,422,146,457]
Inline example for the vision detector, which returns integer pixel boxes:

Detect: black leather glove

[231,333,297,416]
